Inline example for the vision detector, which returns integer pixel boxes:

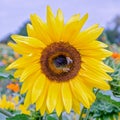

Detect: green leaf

[89,92,120,119]
[46,116,57,120]
[0,73,14,79]
[8,74,14,79]
[96,93,120,109]
[6,114,30,120]
[0,73,9,79]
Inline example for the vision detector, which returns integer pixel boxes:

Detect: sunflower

[6,6,114,116]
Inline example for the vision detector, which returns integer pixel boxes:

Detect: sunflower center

[54,55,68,67]
[50,53,73,74]
[40,42,81,82]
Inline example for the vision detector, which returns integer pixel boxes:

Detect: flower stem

[79,106,85,120]
[94,89,100,96]
[59,113,62,120]
[0,108,13,117]
[84,108,90,120]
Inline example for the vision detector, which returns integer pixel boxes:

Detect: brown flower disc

[40,42,81,82]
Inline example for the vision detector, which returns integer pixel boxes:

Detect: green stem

[79,106,85,120]
[84,108,90,120]
[94,89,100,96]
[0,108,13,117]
[59,113,62,120]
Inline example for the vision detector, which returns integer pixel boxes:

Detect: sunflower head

[6,6,114,116]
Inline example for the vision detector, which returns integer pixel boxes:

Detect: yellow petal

[82,90,95,106]
[82,57,114,73]
[80,68,111,84]
[72,98,80,114]
[47,6,54,18]
[6,57,26,70]
[11,35,46,48]
[47,6,60,42]
[56,86,63,116]
[46,82,60,113]
[20,71,40,94]
[6,54,40,71]
[67,14,80,24]
[8,42,41,55]
[62,14,88,42]
[55,8,64,41]
[72,41,108,50]
[24,90,32,108]
[36,79,49,111]
[85,24,99,31]
[91,41,108,48]
[80,49,112,59]
[27,23,37,37]
[31,73,46,103]
[73,26,104,46]
[40,99,46,116]
[20,63,41,82]
[56,8,64,24]
[88,27,104,39]
[77,82,96,103]
[30,14,52,45]
[14,69,23,78]
[69,79,90,108]
[61,82,72,113]
[81,76,110,90]
[81,63,112,81]
[19,104,30,115]
[79,27,104,41]
[7,42,24,54]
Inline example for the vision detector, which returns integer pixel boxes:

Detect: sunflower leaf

[96,92,120,109]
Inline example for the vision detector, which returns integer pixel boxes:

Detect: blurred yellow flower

[7,6,114,116]
[0,95,15,110]
[19,104,30,115]
[0,95,30,115]
[8,95,19,105]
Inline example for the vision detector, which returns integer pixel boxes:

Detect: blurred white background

[0,0,120,40]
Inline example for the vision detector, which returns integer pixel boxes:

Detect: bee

[62,57,73,73]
